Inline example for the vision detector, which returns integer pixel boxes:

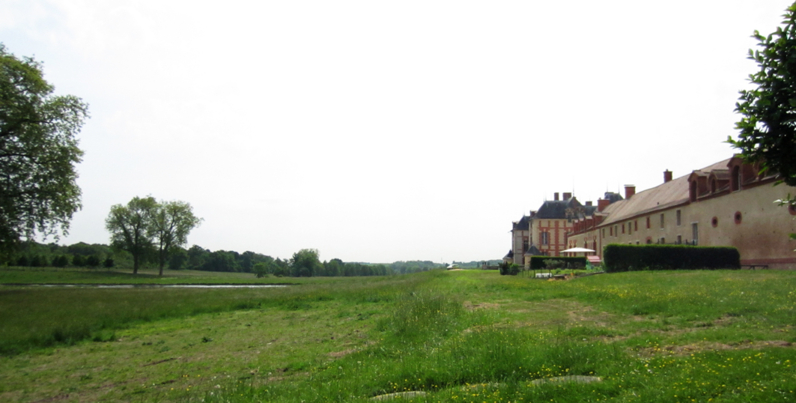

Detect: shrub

[530,256,587,270]
[52,255,69,268]
[86,255,101,268]
[103,258,115,268]
[499,262,521,275]
[71,255,85,267]
[602,244,740,272]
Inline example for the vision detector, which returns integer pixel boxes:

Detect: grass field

[1,268,795,402]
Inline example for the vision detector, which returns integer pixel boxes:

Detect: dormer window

[731,166,741,192]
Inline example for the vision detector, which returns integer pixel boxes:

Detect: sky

[1,0,793,263]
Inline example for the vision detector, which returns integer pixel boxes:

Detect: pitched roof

[535,197,584,219]
[524,245,542,256]
[513,215,531,231]
[599,158,731,227]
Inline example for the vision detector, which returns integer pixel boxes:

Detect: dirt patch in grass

[635,340,794,357]
[463,301,499,310]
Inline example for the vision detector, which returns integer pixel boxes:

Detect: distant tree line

[2,241,454,278]
[1,241,116,269]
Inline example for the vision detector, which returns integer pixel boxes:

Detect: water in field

[2,284,288,288]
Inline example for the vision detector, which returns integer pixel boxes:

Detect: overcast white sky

[1,1,792,263]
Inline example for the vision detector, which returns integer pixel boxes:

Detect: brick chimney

[563,192,572,200]
[554,192,559,201]
[624,184,636,199]
[664,170,673,183]
[597,198,610,212]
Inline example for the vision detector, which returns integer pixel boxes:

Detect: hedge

[602,244,740,272]
[529,256,587,270]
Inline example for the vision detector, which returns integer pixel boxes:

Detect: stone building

[507,192,612,267]
[565,155,796,269]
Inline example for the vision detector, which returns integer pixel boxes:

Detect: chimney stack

[554,192,559,201]
[563,192,572,200]
[597,198,610,212]
[624,185,636,199]
[664,170,673,183]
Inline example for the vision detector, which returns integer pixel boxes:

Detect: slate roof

[524,245,543,256]
[535,197,584,219]
[599,158,732,227]
[513,215,531,231]
[504,249,514,259]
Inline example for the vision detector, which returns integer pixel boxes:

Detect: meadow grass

[1,268,795,402]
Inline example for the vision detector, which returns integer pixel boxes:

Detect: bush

[530,256,587,270]
[86,255,101,268]
[498,262,521,276]
[103,258,115,268]
[71,255,85,267]
[602,244,740,272]
[52,255,69,268]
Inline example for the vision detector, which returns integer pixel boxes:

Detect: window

[676,210,681,226]
[541,232,549,245]
[609,226,613,236]
[692,223,699,244]
[622,223,625,234]
[614,225,618,237]
[635,220,638,231]
[677,235,682,244]
[711,217,718,228]
[731,166,741,191]
[660,214,665,229]
[646,216,650,229]
[734,211,742,224]
[660,237,666,244]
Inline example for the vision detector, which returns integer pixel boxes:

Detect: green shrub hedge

[529,256,587,270]
[602,244,740,272]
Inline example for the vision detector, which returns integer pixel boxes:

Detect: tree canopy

[0,44,88,253]
[731,3,796,186]
[106,197,201,275]
[105,196,158,274]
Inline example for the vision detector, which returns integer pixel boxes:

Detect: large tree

[0,44,88,253]
[151,200,202,276]
[731,3,796,187]
[105,196,158,274]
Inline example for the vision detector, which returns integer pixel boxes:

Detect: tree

[290,248,322,277]
[0,44,88,253]
[151,200,201,276]
[731,3,796,187]
[105,196,157,274]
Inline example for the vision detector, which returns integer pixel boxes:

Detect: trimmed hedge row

[529,256,587,270]
[602,244,740,272]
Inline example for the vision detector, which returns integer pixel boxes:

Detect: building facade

[565,156,796,269]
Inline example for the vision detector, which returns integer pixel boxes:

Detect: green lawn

[1,268,794,402]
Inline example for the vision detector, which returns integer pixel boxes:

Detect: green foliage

[105,196,158,274]
[85,255,100,268]
[0,44,88,253]
[51,255,68,268]
[290,248,321,277]
[71,254,85,267]
[167,247,187,270]
[530,256,587,270]
[102,257,114,268]
[499,261,521,275]
[151,200,202,276]
[105,196,200,275]
[603,244,740,272]
[730,3,796,186]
